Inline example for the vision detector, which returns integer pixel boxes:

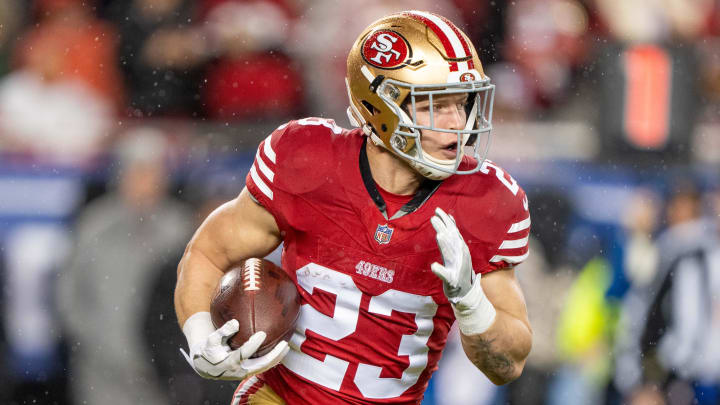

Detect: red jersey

[245,118,530,404]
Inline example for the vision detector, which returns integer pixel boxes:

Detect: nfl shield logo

[374,224,394,245]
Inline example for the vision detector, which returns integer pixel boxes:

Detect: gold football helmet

[346,10,495,180]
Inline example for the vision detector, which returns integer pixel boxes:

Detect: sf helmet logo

[362,30,411,69]
[460,72,476,82]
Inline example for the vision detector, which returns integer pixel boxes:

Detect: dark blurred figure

[199,0,306,121]
[614,181,720,405]
[106,0,206,117]
[143,255,240,405]
[0,0,27,78]
[503,190,576,404]
[697,2,720,124]
[448,0,507,64]
[590,0,713,165]
[57,127,193,405]
[507,237,576,405]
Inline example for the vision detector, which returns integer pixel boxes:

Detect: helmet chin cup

[408,158,453,180]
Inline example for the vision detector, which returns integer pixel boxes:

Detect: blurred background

[1,0,719,404]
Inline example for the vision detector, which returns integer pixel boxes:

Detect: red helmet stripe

[403,11,458,71]
[403,11,472,72]
[437,14,475,70]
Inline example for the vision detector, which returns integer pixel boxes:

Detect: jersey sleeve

[458,160,532,275]
[244,119,339,233]
[245,121,294,232]
[485,187,531,272]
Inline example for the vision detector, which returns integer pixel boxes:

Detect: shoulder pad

[257,118,349,194]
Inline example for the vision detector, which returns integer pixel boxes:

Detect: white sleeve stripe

[232,376,260,405]
[508,216,531,233]
[255,150,275,182]
[262,136,276,164]
[490,252,529,263]
[249,164,273,200]
[499,235,529,250]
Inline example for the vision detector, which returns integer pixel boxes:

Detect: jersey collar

[359,137,442,220]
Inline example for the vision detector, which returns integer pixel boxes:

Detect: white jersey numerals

[282,263,438,399]
[283,265,360,391]
[355,289,437,398]
[480,160,519,195]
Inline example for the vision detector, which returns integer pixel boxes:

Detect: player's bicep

[481,268,531,331]
[189,187,282,272]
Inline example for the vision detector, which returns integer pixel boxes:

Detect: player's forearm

[174,247,225,326]
[460,308,532,385]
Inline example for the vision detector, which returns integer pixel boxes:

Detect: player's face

[412,93,468,160]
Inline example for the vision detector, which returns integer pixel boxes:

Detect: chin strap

[370,133,384,146]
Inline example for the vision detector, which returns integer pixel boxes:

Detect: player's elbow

[493,333,532,385]
[486,359,526,385]
[477,337,531,385]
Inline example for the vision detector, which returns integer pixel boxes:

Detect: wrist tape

[182,311,216,348]
[451,277,496,335]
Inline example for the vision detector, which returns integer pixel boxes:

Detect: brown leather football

[210,258,301,357]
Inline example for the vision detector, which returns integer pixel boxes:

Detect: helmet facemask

[376,77,495,180]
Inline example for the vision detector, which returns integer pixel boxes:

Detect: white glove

[180,312,289,380]
[430,208,475,302]
[430,208,496,335]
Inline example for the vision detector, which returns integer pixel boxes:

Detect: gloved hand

[430,208,496,335]
[180,312,289,380]
[430,207,475,303]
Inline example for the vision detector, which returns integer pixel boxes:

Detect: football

[210,258,301,357]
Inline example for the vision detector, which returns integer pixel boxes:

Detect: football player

[175,10,532,404]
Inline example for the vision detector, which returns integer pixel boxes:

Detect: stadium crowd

[0,0,720,404]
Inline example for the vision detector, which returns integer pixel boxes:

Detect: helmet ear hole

[361,100,380,115]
